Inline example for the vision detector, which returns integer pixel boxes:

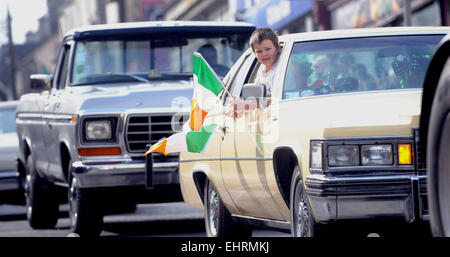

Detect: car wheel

[25,155,59,229]
[290,166,326,237]
[68,161,103,237]
[427,61,450,237]
[204,179,252,237]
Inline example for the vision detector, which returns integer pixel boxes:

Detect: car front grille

[414,128,429,216]
[125,113,187,154]
[413,128,426,173]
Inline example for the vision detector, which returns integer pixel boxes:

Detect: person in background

[198,44,229,77]
[354,63,379,91]
[284,59,311,98]
[336,54,355,80]
[307,55,332,95]
[226,27,281,118]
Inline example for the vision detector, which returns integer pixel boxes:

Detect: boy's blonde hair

[249,27,279,52]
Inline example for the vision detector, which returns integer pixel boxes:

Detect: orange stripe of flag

[190,96,208,132]
[144,138,168,156]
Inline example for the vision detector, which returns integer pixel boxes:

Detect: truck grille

[125,113,187,153]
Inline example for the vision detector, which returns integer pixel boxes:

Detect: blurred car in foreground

[15,21,254,236]
[0,101,23,204]
[179,27,450,237]
[419,33,450,237]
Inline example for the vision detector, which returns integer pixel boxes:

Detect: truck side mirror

[30,74,52,91]
[241,83,266,100]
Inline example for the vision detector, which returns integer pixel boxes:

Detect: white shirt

[255,58,280,97]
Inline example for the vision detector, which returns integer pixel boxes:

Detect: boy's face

[253,39,279,69]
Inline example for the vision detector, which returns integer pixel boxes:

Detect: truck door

[43,42,72,181]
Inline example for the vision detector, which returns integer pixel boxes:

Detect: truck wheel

[290,166,326,237]
[25,155,59,229]
[68,161,103,237]
[427,61,450,237]
[204,179,252,237]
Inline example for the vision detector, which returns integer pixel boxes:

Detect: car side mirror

[30,74,52,91]
[241,83,266,100]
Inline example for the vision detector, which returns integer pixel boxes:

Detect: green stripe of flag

[193,53,223,96]
[186,124,218,153]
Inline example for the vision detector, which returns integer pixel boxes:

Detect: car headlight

[328,145,359,167]
[85,120,112,140]
[361,144,393,166]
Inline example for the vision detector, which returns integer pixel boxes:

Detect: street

[0,202,290,237]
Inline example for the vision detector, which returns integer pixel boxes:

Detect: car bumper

[305,173,428,223]
[0,170,21,191]
[71,159,179,188]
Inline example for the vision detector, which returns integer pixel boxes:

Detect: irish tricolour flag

[144,52,223,156]
[145,124,218,155]
[190,52,224,131]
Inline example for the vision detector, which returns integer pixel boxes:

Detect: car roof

[279,26,450,42]
[65,21,256,40]
[0,100,19,109]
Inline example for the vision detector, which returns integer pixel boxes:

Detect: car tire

[290,166,327,237]
[427,61,450,237]
[25,155,59,229]
[68,160,104,237]
[204,179,252,237]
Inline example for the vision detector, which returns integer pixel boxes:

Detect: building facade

[2,0,450,99]
[315,0,448,30]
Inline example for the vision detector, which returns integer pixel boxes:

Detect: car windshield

[71,33,250,85]
[0,107,16,134]
[283,35,444,99]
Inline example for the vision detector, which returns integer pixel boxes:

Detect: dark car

[419,33,450,237]
[0,101,23,204]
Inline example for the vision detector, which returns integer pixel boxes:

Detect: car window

[223,53,258,103]
[0,107,16,134]
[282,35,444,99]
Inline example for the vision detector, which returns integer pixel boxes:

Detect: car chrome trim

[180,157,272,163]
[231,214,290,232]
[17,112,75,123]
[305,173,428,222]
[0,171,19,179]
[71,160,179,188]
[73,161,178,171]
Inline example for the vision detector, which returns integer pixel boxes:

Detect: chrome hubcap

[295,182,309,237]
[25,174,32,219]
[208,184,219,236]
[69,177,78,227]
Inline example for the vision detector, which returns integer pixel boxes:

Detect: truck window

[70,33,251,86]
[55,44,71,90]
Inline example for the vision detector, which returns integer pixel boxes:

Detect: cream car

[179,27,450,237]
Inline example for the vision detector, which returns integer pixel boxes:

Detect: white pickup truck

[15,21,254,236]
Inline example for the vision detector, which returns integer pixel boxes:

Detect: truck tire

[25,155,59,229]
[68,160,104,237]
[427,61,450,237]
[290,166,327,237]
[204,179,252,237]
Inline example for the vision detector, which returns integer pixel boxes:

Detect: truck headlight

[85,120,112,140]
[328,145,359,167]
[361,144,393,165]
